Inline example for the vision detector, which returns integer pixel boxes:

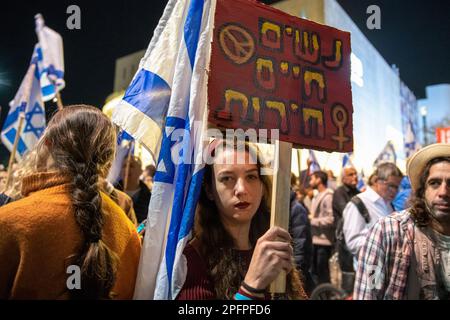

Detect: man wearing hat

[354,143,450,299]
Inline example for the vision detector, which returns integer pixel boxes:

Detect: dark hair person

[176,141,307,300]
[0,105,141,299]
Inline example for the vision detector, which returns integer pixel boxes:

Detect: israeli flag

[373,141,397,167]
[342,153,354,169]
[404,120,419,158]
[106,130,135,186]
[35,14,65,102]
[308,149,321,174]
[1,60,46,160]
[118,0,216,300]
[357,169,366,191]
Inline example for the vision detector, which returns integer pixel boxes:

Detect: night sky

[0,0,449,164]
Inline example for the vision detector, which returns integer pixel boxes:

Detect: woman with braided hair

[0,105,141,299]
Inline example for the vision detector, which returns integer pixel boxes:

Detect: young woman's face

[209,149,263,225]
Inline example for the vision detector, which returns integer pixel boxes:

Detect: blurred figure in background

[309,170,335,285]
[142,164,156,192]
[100,179,138,226]
[332,167,360,292]
[115,156,151,224]
[327,170,337,190]
[290,188,314,295]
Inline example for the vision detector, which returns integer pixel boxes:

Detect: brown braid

[36,105,118,299]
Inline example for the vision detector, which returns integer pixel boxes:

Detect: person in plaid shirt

[354,143,450,300]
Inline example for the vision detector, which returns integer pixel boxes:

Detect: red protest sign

[436,127,450,143]
[207,0,353,152]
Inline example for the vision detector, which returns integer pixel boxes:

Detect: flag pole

[5,112,26,189]
[55,90,64,110]
[123,140,134,190]
[269,139,292,299]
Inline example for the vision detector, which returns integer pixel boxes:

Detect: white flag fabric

[35,13,65,102]
[1,58,45,160]
[118,0,216,300]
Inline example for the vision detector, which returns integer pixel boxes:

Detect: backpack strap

[350,196,371,224]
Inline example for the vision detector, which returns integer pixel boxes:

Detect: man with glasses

[354,143,450,299]
[342,162,403,270]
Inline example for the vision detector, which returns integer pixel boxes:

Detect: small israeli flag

[1,59,46,160]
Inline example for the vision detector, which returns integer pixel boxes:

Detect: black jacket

[332,184,360,220]
[289,191,314,294]
[332,184,360,272]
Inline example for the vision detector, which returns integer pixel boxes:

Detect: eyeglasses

[378,180,400,192]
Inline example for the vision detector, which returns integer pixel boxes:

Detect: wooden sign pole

[269,139,292,297]
[123,140,134,190]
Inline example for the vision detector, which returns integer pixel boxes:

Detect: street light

[420,106,428,146]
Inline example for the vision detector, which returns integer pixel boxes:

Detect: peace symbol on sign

[218,24,255,65]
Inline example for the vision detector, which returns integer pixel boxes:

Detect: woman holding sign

[176,140,307,300]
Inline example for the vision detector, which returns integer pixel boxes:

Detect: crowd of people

[0,105,449,300]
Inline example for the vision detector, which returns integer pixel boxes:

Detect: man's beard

[425,200,450,224]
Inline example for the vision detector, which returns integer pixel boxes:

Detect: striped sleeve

[353,220,387,300]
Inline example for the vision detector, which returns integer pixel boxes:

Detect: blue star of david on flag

[1,58,46,160]
[24,102,46,138]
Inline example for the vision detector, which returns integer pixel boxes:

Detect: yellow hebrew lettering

[324,40,343,69]
[216,89,248,120]
[304,70,326,102]
[256,58,276,91]
[294,30,320,64]
[260,20,282,50]
[266,100,288,133]
[302,107,324,138]
[280,61,289,75]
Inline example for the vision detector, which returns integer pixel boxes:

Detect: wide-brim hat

[407,143,450,191]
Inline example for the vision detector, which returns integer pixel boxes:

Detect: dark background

[0,0,449,164]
